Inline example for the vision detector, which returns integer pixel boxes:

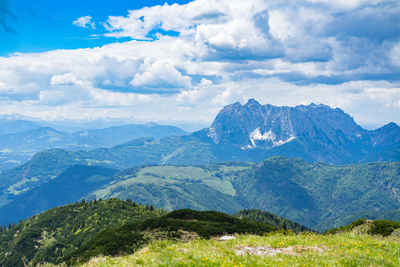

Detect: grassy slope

[0,202,308,266]
[41,218,400,266]
[88,164,252,213]
[77,232,400,267]
[62,209,278,265]
[0,165,118,225]
[0,149,88,209]
[2,198,399,266]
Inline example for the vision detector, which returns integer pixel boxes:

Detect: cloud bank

[0,0,399,128]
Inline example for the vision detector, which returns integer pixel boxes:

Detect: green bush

[326,218,400,237]
[64,229,146,264]
[235,209,309,233]
[368,220,400,236]
[326,218,367,234]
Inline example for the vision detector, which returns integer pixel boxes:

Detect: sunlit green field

[90,164,250,202]
[76,232,400,267]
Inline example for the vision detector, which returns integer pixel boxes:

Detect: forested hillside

[1,157,399,231]
[0,199,163,267]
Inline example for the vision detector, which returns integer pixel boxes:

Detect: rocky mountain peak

[245,98,262,107]
[195,99,400,164]
[380,122,399,130]
[207,99,364,151]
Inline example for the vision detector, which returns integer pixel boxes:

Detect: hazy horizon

[0,99,393,132]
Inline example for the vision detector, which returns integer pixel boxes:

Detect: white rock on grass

[219,236,236,241]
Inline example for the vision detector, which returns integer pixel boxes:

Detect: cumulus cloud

[73,15,95,29]
[0,0,399,127]
[50,73,83,86]
[131,58,192,91]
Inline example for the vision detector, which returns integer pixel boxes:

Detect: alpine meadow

[0,0,399,266]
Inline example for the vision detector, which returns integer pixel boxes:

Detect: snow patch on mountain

[249,128,275,146]
[274,136,297,146]
[249,128,296,148]
[207,127,218,143]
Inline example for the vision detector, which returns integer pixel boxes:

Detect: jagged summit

[203,99,399,163]
[246,98,261,106]
[208,99,361,147]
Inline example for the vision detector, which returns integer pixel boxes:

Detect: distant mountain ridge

[0,100,398,172]
[0,119,42,135]
[0,122,187,170]
[203,99,400,163]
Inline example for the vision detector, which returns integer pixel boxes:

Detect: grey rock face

[206,99,399,163]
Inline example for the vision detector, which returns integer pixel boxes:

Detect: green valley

[1,157,400,232]
[86,157,400,231]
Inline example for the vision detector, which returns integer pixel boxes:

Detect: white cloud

[268,10,296,42]
[364,87,400,107]
[306,0,365,10]
[73,15,96,29]
[50,73,82,86]
[130,58,192,89]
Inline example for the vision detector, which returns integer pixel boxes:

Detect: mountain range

[2,99,399,173]
[0,120,186,170]
[0,99,399,231]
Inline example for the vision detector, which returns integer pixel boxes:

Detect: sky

[0,0,399,130]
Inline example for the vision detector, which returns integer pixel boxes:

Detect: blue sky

[0,0,399,129]
[0,0,190,55]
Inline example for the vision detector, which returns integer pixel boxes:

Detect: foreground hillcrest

[0,200,304,266]
[1,200,399,266]
[202,98,400,163]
